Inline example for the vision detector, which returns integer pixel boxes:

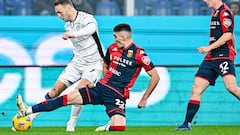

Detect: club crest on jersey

[142,56,150,65]
[223,18,232,28]
[127,50,133,58]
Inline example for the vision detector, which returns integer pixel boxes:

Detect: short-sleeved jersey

[204,3,235,61]
[64,11,104,66]
[100,43,155,99]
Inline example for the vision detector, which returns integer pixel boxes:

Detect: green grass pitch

[0,126,240,135]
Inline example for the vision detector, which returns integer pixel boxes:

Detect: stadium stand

[199,0,212,15]
[0,0,236,16]
[33,0,55,15]
[230,0,240,15]
[72,0,94,15]
[178,0,201,15]
[5,0,32,15]
[95,0,121,15]
[0,0,7,15]
[148,0,173,15]
[134,0,148,15]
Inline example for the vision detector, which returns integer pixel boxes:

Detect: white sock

[67,105,82,125]
[28,111,40,120]
[26,107,33,115]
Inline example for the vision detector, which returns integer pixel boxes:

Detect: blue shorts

[195,59,235,86]
[78,82,126,117]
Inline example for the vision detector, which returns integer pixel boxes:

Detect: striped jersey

[205,3,235,61]
[100,43,155,99]
[64,11,103,66]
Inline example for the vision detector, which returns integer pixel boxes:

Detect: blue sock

[45,93,51,100]
[32,95,68,113]
[183,100,200,125]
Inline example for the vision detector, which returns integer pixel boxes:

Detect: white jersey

[64,11,104,66]
[59,11,104,86]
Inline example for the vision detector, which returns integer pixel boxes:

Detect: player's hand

[197,46,210,54]
[137,97,147,109]
[62,32,75,40]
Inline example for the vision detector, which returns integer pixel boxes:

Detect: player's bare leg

[48,80,68,97]
[223,75,240,99]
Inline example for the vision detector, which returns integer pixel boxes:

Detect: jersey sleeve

[136,49,155,71]
[220,9,233,33]
[82,15,97,27]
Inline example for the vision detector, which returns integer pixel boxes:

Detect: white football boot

[16,94,28,117]
[95,121,111,132]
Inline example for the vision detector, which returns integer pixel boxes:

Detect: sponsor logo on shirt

[112,56,133,67]
[109,67,121,76]
[211,21,220,26]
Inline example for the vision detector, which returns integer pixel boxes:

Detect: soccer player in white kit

[28,0,104,132]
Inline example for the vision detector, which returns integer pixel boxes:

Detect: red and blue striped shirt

[100,42,155,99]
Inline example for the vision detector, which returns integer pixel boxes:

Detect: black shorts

[78,82,126,117]
[195,59,236,86]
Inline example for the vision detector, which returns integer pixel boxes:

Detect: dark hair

[54,0,72,6]
[113,23,131,32]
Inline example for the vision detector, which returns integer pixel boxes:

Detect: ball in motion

[12,114,32,131]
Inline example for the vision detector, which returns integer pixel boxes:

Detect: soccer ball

[12,114,32,131]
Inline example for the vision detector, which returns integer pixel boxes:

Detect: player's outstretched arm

[138,68,160,108]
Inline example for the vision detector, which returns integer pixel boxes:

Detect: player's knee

[191,84,204,96]
[226,85,237,94]
[191,88,199,96]
[109,126,126,131]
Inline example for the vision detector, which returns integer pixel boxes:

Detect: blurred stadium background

[0,0,240,128]
[0,0,237,16]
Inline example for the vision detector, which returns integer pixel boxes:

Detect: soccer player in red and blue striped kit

[176,0,240,131]
[16,23,160,132]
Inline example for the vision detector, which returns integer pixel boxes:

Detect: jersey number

[219,61,229,75]
[115,99,125,109]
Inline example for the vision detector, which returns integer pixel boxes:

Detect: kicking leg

[17,94,68,116]
[29,80,67,120]
[17,89,84,116]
